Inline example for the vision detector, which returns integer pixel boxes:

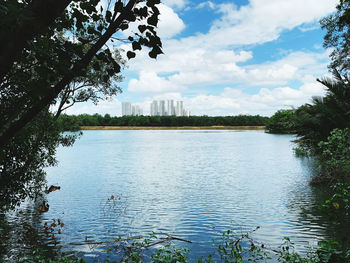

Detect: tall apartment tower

[176,101,183,116]
[122,102,143,116]
[134,105,142,116]
[167,100,175,116]
[147,99,189,117]
[159,100,165,116]
[150,100,158,116]
[122,102,132,116]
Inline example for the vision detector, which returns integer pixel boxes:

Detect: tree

[0,0,163,147]
[0,110,77,210]
[295,70,350,152]
[318,128,350,181]
[0,0,163,209]
[321,0,350,73]
[54,47,125,119]
[0,0,72,80]
[265,109,297,134]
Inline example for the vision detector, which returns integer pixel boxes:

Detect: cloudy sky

[66,0,338,117]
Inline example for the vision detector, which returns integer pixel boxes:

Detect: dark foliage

[295,70,350,152]
[0,0,163,147]
[0,0,162,210]
[0,110,77,210]
[265,109,297,134]
[57,114,269,129]
[321,0,350,73]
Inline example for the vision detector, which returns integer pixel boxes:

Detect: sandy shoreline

[81,126,266,130]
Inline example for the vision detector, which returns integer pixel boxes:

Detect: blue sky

[67,0,338,116]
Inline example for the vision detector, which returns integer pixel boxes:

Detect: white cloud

[69,0,338,116]
[196,1,215,10]
[149,0,337,55]
[128,71,185,93]
[299,24,320,32]
[123,0,335,89]
[162,0,187,10]
[177,81,326,116]
[157,4,185,38]
[241,51,331,86]
[205,0,338,48]
[63,79,327,117]
[64,99,123,116]
[124,0,334,90]
[249,81,326,109]
[122,3,185,39]
[128,47,330,88]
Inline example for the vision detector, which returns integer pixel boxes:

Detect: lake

[3,130,345,261]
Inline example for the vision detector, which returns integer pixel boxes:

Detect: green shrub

[317,128,350,181]
[266,109,297,134]
[319,183,350,220]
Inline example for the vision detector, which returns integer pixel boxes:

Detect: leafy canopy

[0,0,163,147]
[321,0,350,72]
[0,0,163,209]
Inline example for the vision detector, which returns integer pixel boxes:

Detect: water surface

[4,130,343,261]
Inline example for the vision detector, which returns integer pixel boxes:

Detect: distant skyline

[150,100,190,117]
[122,100,190,117]
[65,0,338,117]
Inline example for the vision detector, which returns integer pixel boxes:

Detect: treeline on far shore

[57,114,270,131]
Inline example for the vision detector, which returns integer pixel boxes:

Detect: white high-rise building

[134,105,142,116]
[122,102,143,116]
[159,100,165,116]
[150,100,158,116]
[147,100,190,117]
[176,101,183,116]
[122,102,132,116]
[167,100,175,116]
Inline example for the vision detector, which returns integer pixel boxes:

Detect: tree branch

[0,0,72,80]
[0,0,137,147]
[67,235,192,246]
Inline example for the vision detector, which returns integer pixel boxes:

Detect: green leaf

[120,23,128,31]
[148,45,163,59]
[132,41,142,51]
[147,0,161,7]
[113,62,121,73]
[92,62,100,71]
[147,14,158,27]
[114,1,124,12]
[125,11,136,22]
[127,51,136,59]
[138,25,147,33]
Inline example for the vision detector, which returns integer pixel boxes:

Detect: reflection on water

[3,130,350,261]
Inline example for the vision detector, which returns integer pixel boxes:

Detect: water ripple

[4,130,348,262]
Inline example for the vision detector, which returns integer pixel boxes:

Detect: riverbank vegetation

[80,125,265,130]
[264,69,350,186]
[57,114,269,131]
[21,229,350,263]
[265,109,298,134]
